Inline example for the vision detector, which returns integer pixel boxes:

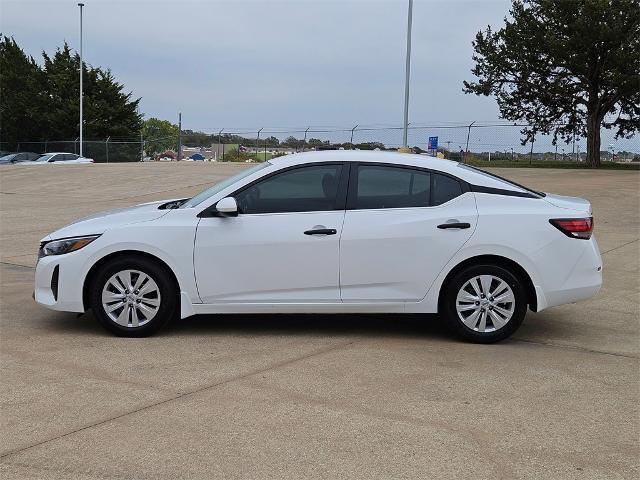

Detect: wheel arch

[82,250,180,311]
[437,254,538,312]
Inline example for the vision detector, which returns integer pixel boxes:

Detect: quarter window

[354,165,430,209]
[432,173,463,205]
[235,164,343,214]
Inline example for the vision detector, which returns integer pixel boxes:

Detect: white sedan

[34,151,602,342]
[22,153,94,164]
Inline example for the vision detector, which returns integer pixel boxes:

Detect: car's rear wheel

[89,256,177,336]
[442,264,527,343]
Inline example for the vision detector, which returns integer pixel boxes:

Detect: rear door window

[353,165,430,209]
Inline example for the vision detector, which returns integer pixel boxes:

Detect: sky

[3,0,636,154]
[1,0,511,130]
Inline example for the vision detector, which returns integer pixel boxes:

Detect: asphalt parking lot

[1,162,638,479]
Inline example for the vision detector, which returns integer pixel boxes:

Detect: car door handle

[304,228,337,235]
[437,222,471,229]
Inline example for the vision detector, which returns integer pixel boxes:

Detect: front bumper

[34,254,86,313]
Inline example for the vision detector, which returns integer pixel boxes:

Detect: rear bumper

[534,235,602,311]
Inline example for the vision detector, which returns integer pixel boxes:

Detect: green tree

[0,35,48,147]
[42,43,142,140]
[142,117,179,155]
[464,0,640,167]
[1,36,141,147]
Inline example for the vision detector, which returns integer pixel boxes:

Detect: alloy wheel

[455,274,515,333]
[101,269,161,327]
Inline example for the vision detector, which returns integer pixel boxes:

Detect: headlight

[38,235,100,259]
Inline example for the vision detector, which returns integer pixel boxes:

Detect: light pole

[401,0,413,148]
[78,3,84,157]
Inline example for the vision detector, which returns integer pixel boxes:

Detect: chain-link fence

[2,122,638,164]
[0,139,143,163]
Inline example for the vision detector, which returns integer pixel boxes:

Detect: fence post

[257,128,263,160]
[17,142,20,152]
[105,136,110,163]
[75,137,79,154]
[529,135,535,165]
[302,127,310,153]
[350,124,359,146]
[44,140,48,152]
[217,129,224,161]
[140,133,144,162]
[465,121,476,163]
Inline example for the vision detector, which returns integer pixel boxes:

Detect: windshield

[181,162,271,208]
[457,163,545,197]
[35,154,54,162]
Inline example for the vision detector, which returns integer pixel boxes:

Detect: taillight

[549,217,593,239]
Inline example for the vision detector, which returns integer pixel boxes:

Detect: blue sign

[428,136,438,150]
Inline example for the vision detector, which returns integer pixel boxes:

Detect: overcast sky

[2,0,515,133]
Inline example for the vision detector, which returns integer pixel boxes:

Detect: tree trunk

[585,109,601,168]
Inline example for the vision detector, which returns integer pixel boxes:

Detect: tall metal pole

[402,0,413,148]
[78,3,84,157]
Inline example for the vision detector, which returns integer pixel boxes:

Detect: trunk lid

[543,193,592,214]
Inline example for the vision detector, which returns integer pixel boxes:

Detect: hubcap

[456,275,515,333]
[101,269,161,327]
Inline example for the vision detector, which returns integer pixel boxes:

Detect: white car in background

[33,151,602,342]
[22,153,94,164]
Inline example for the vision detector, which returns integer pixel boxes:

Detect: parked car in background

[21,153,94,164]
[0,152,41,164]
[33,150,602,342]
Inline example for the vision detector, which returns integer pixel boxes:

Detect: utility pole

[177,112,182,161]
[401,0,413,148]
[78,3,84,157]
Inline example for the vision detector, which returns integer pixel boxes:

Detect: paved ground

[1,162,638,479]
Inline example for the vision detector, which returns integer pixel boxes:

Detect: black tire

[89,256,177,337]
[442,264,527,343]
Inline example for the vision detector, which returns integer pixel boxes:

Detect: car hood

[42,199,179,241]
[543,193,592,214]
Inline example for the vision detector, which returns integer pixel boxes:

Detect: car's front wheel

[442,264,527,343]
[89,256,177,336]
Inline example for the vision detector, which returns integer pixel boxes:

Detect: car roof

[270,150,459,168]
[268,150,530,193]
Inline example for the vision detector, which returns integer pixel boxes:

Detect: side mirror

[215,197,238,217]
